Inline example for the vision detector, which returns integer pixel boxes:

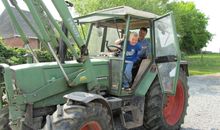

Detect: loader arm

[3,0,98,87]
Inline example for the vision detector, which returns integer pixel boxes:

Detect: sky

[0,0,219,52]
[0,0,78,20]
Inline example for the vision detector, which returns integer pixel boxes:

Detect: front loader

[0,0,189,130]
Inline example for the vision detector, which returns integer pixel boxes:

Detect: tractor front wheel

[43,102,112,130]
[143,69,189,130]
[0,107,11,130]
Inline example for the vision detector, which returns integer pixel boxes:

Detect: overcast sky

[0,0,219,52]
[0,0,78,19]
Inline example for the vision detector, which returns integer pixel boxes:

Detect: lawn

[184,53,220,75]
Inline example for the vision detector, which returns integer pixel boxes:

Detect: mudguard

[64,92,106,104]
[64,92,114,126]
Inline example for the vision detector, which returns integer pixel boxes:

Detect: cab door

[153,13,181,94]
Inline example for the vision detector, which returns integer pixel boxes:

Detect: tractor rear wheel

[0,107,11,130]
[143,69,189,130]
[43,102,112,130]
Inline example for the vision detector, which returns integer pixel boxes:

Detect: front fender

[64,92,106,104]
[64,92,114,126]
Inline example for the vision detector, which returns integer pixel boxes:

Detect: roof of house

[0,7,38,39]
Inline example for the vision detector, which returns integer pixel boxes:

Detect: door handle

[155,55,177,63]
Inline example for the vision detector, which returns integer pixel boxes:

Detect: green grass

[184,53,220,75]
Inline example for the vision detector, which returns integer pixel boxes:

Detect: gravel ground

[181,73,220,130]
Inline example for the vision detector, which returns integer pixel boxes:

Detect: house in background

[0,7,40,49]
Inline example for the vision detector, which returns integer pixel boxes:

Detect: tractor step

[122,105,139,112]
[106,97,122,110]
[120,105,143,129]
[120,96,145,129]
[123,121,142,129]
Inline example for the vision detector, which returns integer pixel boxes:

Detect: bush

[35,49,54,62]
[0,39,78,65]
[0,42,14,58]
[0,41,15,64]
[181,51,187,60]
[8,48,29,65]
[0,40,55,65]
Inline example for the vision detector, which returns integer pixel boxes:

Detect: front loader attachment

[2,0,97,87]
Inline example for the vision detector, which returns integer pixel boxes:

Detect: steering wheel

[106,41,123,52]
[107,45,123,52]
[106,41,123,56]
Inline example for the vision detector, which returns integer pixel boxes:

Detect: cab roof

[73,6,159,29]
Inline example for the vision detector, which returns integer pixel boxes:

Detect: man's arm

[146,39,151,58]
[135,43,142,62]
[114,34,125,45]
[114,38,124,45]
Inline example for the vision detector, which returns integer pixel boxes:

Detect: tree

[70,0,212,54]
[71,0,168,15]
[166,1,213,54]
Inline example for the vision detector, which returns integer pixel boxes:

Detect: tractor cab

[74,6,181,96]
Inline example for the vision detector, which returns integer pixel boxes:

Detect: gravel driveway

[181,73,220,130]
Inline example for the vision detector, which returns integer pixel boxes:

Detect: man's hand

[114,34,126,45]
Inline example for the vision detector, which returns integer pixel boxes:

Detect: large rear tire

[43,102,112,130]
[0,107,11,130]
[143,69,189,130]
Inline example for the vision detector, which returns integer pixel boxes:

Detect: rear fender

[134,61,188,96]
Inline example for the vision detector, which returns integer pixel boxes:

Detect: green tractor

[0,0,189,130]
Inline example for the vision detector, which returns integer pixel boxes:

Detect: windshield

[87,27,103,56]
[87,26,120,56]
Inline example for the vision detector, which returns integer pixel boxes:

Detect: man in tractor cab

[122,32,141,90]
[132,27,151,81]
[138,27,151,59]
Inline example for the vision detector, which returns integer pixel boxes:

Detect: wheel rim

[80,121,102,130]
[163,80,185,126]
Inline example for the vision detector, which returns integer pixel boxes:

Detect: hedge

[0,40,56,65]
